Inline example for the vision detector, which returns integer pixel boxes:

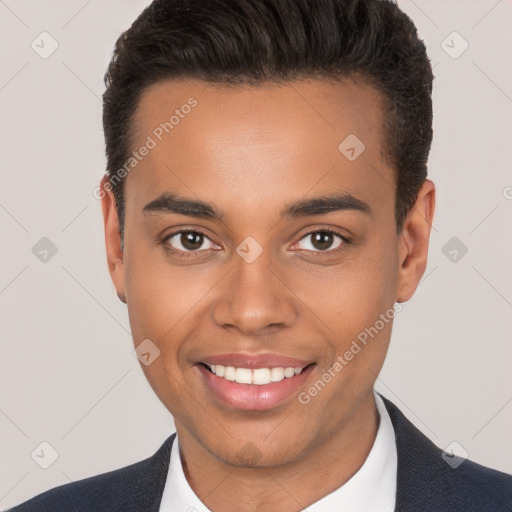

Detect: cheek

[291,235,399,368]
[123,241,214,341]
[123,247,211,412]
[300,242,398,325]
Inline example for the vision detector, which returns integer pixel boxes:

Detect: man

[9,0,512,511]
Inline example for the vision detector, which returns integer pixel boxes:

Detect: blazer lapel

[129,432,176,512]
[383,397,463,512]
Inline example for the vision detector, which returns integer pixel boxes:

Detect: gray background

[1,0,511,508]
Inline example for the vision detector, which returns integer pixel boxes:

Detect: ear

[100,176,126,302]
[396,179,436,302]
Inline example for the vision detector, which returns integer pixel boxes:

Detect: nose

[211,252,298,336]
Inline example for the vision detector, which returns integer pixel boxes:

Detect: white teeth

[207,364,305,385]
[252,368,271,385]
[284,367,295,378]
[224,366,236,381]
[235,368,252,384]
[270,367,284,382]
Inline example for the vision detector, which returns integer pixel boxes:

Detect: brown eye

[296,231,343,252]
[166,231,215,252]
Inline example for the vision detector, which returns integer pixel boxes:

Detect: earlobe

[100,176,127,302]
[396,179,436,303]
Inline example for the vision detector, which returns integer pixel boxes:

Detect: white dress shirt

[159,391,397,512]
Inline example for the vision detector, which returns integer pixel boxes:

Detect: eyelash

[161,228,350,258]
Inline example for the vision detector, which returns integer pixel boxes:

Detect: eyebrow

[282,193,371,219]
[143,193,222,219]
[142,192,371,220]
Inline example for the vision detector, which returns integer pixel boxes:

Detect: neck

[175,392,379,512]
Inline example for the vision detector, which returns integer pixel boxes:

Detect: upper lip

[198,353,314,369]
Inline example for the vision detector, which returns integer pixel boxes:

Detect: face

[102,78,434,468]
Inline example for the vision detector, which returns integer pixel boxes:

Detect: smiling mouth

[199,362,316,385]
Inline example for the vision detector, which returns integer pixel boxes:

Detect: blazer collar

[381,395,458,512]
[136,432,176,512]
[142,397,451,512]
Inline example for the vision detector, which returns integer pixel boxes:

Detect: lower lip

[197,363,316,411]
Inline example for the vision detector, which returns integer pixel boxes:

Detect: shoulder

[7,434,175,512]
[382,396,512,512]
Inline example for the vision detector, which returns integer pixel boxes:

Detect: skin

[101,78,435,512]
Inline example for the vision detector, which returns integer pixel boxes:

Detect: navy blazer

[7,397,512,511]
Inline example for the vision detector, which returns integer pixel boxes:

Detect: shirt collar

[159,391,397,512]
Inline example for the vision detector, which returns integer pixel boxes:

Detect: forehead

[134,77,384,149]
[127,78,393,220]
